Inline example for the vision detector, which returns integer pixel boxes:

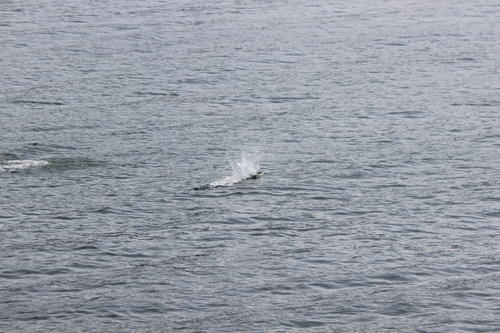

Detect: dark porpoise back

[249,171,263,179]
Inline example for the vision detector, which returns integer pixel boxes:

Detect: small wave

[195,152,262,190]
[0,160,50,172]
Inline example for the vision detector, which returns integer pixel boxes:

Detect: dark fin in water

[248,171,263,179]
[193,184,212,191]
[194,172,263,190]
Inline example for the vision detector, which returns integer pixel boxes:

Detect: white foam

[209,151,261,188]
[0,160,50,172]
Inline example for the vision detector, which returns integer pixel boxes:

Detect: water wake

[196,152,262,190]
[0,160,50,172]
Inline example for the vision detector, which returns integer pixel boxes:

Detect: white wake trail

[0,160,50,172]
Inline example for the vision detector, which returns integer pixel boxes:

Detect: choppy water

[2,0,500,332]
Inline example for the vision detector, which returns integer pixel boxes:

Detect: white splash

[0,160,50,172]
[208,151,262,188]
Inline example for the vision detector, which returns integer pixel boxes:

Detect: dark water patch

[385,42,407,46]
[483,211,500,217]
[268,95,320,103]
[12,100,66,106]
[308,159,337,164]
[44,157,104,171]
[29,126,69,133]
[370,273,414,284]
[482,196,500,202]
[0,268,72,279]
[73,245,100,251]
[387,110,425,118]
[286,320,325,328]
[0,153,21,161]
[465,102,497,107]
[133,91,180,97]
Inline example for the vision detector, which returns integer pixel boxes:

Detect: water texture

[1,0,500,332]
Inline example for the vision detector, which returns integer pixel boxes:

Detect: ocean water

[1,0,500,332]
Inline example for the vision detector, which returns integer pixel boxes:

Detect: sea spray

[228,152,261,180]
[196,152,262,189]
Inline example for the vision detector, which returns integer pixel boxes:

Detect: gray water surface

[2,0,500,332]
